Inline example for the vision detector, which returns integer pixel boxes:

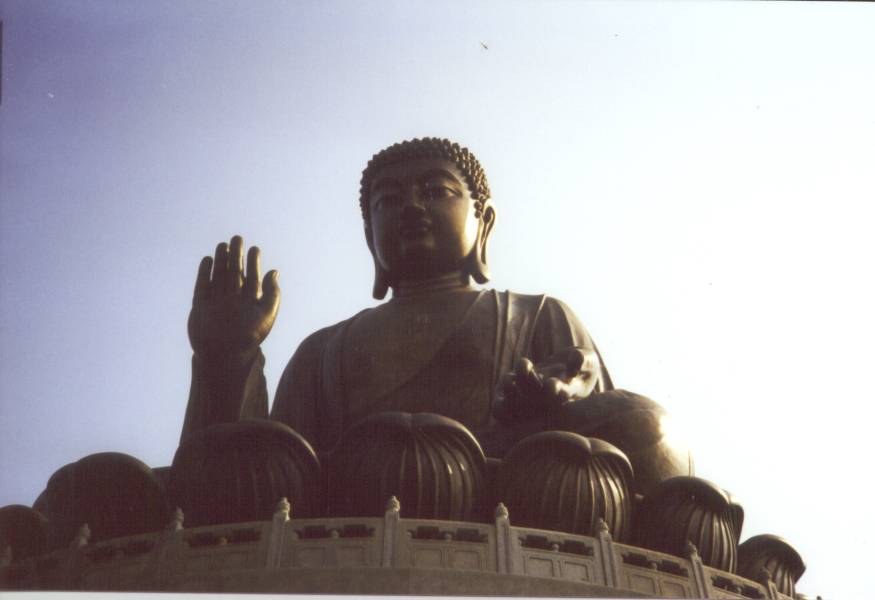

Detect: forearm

[180,349,269,443]
[181,237,280,442]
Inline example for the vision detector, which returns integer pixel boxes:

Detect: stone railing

[0,498,793,598]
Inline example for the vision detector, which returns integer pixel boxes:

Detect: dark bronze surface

[38,452,170,549]
[0,505,48,562]
[547,389,693,496]
[169,419,321,526]
[329,411,486,520]
[634,476,744,573]
[498,431,633,541]
[0,137,811,595]
[738,534,806,597]
[180,138,691,499]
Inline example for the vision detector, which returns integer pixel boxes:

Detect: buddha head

[360,138,495,299]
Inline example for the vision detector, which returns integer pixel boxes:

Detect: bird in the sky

[480,42,489,50]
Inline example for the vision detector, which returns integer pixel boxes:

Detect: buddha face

[368,158,482,283]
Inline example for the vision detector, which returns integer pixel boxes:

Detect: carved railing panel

[0,509,803,599]
[397,518,495,572]
[513,525,602,586]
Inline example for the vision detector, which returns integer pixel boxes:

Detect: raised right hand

[187,235,280,362]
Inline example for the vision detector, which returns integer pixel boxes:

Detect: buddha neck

[391,272,473,298]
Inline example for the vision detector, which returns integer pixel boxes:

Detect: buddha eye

[423,182,460,200]
[373,191,400,210]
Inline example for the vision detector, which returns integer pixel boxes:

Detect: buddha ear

[366,227,390,300]
[469,204,496,284]
[372,256,390,300]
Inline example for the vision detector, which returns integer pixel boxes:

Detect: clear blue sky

[2,2,874,597]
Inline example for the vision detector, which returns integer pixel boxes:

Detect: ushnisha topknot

[359,138,491,228]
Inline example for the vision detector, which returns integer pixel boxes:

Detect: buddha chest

[340,290,497,430]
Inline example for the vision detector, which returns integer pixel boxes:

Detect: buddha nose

[400,187,426,214]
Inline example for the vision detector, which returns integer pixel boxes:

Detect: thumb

[262,270,280,306]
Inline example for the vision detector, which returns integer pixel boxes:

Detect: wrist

[193,343,261,368]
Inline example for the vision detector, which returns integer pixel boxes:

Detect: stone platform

[0,500,790,598]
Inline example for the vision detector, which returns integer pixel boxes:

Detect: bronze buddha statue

[2,139,811,599]
[181,137,692,496]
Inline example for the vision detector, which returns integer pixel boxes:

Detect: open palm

[187,235,280,362]
[494,347,600,422]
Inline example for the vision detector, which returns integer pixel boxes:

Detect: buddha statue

[181,137,692,496]
[3,139,813,599]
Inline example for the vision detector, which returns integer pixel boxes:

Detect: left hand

[494,347,600,421]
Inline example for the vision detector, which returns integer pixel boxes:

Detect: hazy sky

[2,2,874,597]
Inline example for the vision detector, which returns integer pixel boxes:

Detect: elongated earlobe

[366,228,390,299]
[468,249,490,284]
[372,256,390,299]
[467,205,495,284]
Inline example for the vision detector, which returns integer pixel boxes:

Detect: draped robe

[181,286,691,493]
[269,289,612,456]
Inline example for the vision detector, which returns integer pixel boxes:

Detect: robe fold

[269,290,612,456]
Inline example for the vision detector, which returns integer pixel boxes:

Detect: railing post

[140,507,185,585]
[381,496,400,567]
[685,540,712,598]
[63,523,90,589]
[70,523,90,549]
[758,567,780,600]
[266,497,291,569]
[596,518,620,588]
[493,503,520,575]
[168,507,185,533]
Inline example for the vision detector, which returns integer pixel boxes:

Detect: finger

[227,235,244,293]
[193,256,213,305]
[569,374,595,399]
[546,377,564,397]
[545,377,569,409]
[212,242,229,293]
[244,246,261,299]
[515,358,542,392]
[515,357,535,379]
[261,270,281,311]
[515,357,533,371]
[565,348,588,374]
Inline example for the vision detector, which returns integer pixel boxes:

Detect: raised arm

[180,235,281,442]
